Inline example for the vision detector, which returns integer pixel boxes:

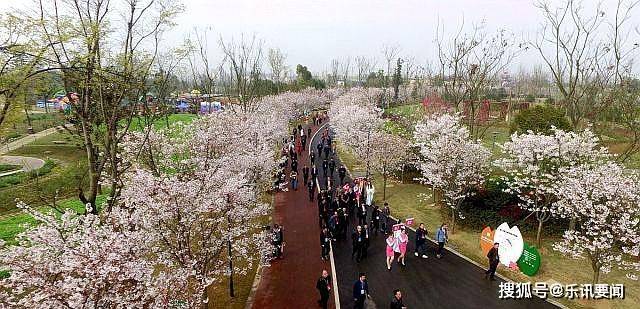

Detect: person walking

[328,158,336,178]
[316,141,323,157]
[390,289,406,309]
[302,165,309,185]
[371,204,381,235]
[307,126,312,137]
[357,202,367,226]
[308,179,316,202]
[362,224,370,258]
[435,223,449,259]
[290,170,298,191]
[398,228,409,266]
[381,203,391,233]
[414,223,428,259]
[320,228,332,261]
[365,182,375,206]
[351,225,364,262]
[485,242,500,280]
[322,158,328,177]
[385,233,396,271]
[338,165,347,185]
[311,164,319,185]
[316,270,332,309]
[291,159,298,174]
[352,273,370,309]
[272,224,284,259]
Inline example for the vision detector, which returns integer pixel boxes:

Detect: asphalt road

[310,126,558,309]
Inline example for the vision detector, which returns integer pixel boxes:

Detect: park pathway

[317,126,560,309]
[0,124,71,155]
[250,122,336,309]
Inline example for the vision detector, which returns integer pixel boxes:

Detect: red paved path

[251,123,335,309]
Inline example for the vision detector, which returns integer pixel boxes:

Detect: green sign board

[517,243,541,276]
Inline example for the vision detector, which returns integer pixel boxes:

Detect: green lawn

[337,144,638,309]
[0,111,66,141]
[0,195,107,246]
[0,131,87,214]
[128,113,198,131]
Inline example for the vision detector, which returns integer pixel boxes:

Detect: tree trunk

[569,216,577,231]
[450,207,456,234]
[536,218,544,248]
[383,172,387,201]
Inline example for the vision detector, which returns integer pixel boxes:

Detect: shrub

[510,104,571,134]
[458,177,568,235]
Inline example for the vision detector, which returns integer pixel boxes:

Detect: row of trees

[0,88,334,307]
[328,87,412,200]
[407,111,639,285]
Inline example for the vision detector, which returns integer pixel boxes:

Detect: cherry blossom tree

[413,113,491,233]
[553,162,640,284]
[329,89,384,177]
[0,203,164,308]
[496,128,610,247]
[369,132,413,200]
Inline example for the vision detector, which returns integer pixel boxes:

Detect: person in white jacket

[365,182,375,206]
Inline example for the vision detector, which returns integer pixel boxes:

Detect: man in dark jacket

[352,273,370,309]
[311,164,319,185]
[329,159,336,178]
[351,225,364,262]
[308,179,316,201]
[316,270,332,309]
[322,158,329,177]
[320,228,332,261]
[338,165,347,185]
[316,142,323,157]
[414,223,428,258]
[485,242,500,280]
[302,165,309,184]
[390,289,405,309]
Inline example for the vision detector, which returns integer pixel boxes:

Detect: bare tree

[355,56,375,86]
[340,56,351,88]
[268,47,287,92]
[219,34,264,112]
[36,0,180,213]
[436,20,521,139]
[382,44,401,107]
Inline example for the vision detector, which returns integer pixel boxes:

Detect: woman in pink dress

[385,232,396,271]
[398,228,409,266]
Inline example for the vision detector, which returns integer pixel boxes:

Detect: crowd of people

[273,113,504,309]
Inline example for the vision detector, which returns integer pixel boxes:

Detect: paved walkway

[0,155,46,177]
[0,124,71,155]
[315,127,559,309]
[250,122,336,309]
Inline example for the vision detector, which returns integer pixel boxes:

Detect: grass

[0,111,66,141]
[337,144,638,309]
[0,164,21,172]
[0,195,107,246]
[0,131,87,214]
[128,113,198,132]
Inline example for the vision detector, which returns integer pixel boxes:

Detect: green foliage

[484,87,507,101]
[0,195,107,246]
[294,64,325,89]
[510,104,571,134]
[365,70,385,88]
[392,58,402,100]
[525,94,536,103]
[0,164,21,172]
[458,177,568,235]
[0,160,55,188]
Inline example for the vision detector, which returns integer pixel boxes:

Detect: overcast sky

[2,0,638,75]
